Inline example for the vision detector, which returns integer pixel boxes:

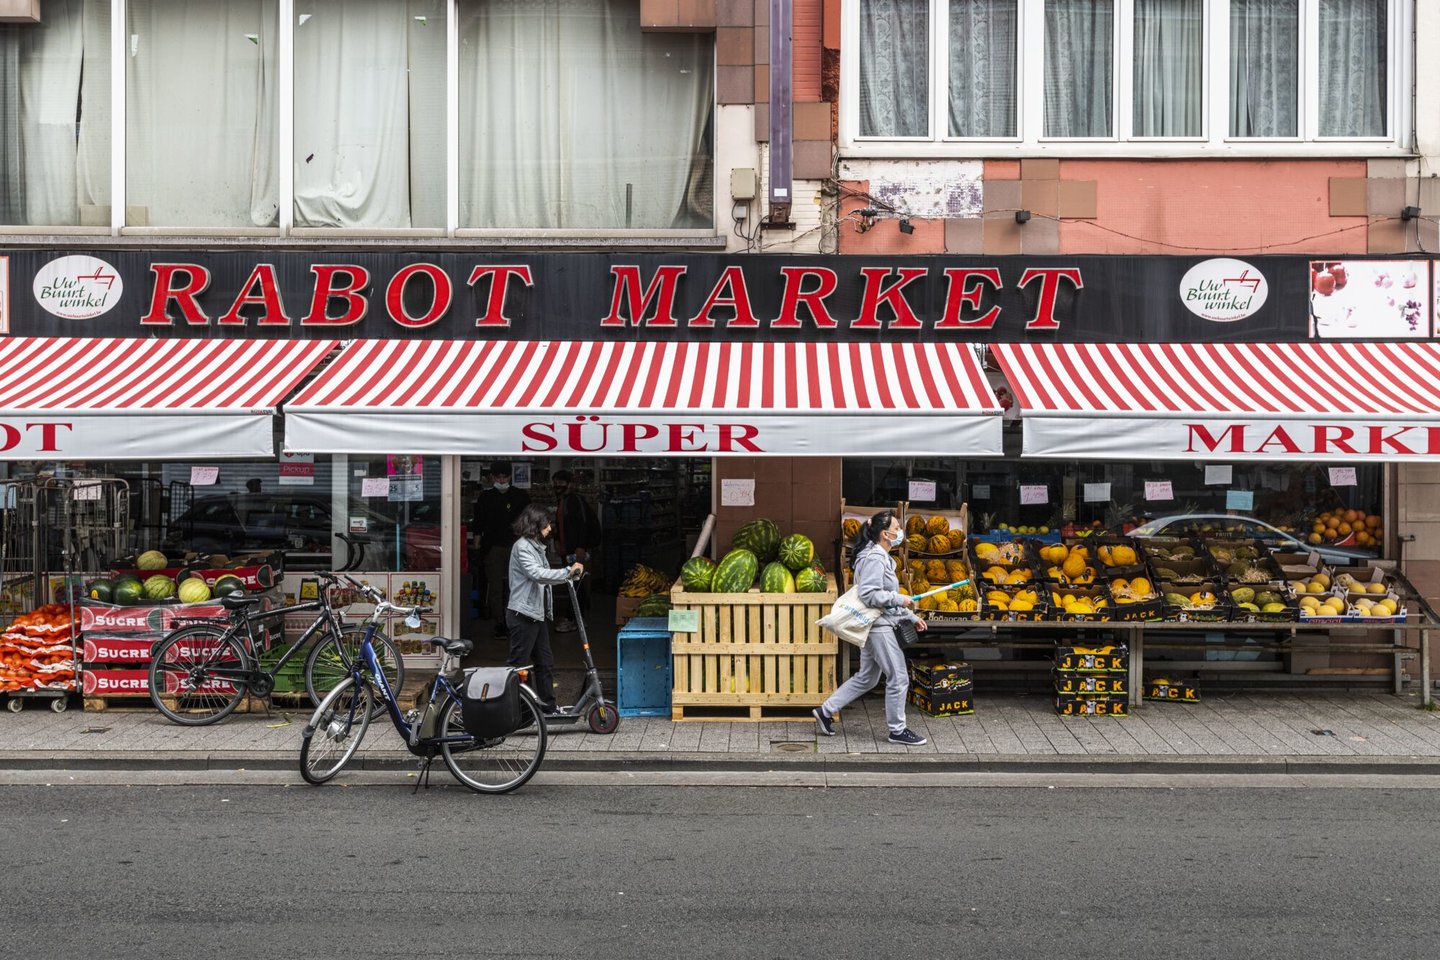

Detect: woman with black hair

[506,504,585,714]
[813,510,929,745]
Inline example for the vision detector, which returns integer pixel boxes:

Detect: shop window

[125,0,280,228]
[842,0,1406,155]
[0,0,111,227]
[457,0,714,229]
[293,0,446,228]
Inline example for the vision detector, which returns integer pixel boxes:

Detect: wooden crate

[670,574,839,722]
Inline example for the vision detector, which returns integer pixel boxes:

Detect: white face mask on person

[492,481,510,492]
[886,530,905,550]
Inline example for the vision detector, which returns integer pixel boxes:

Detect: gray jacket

[854,540,920,629]
[507,537,574,621]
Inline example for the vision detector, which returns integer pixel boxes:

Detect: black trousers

[504,610,555,711]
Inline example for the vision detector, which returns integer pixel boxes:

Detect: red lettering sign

[301,265,371,326]
[773,267,839,328]
[467,265,533,327]
[218,263,289,326]
[601,265,687,327]
[141,264,212,325]
[688,266,757,328]
[387,263,452,328]
[853,267,928,329]
[937,268,1003,329]
[1018,267,1083,330]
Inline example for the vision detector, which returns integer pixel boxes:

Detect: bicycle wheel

[438,688,547,794]
[148,625,250,726]
[303,625,405,717]
[299,677,373,785]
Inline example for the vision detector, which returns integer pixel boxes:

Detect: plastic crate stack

[907,660,974,717]
[1053,643,1129,717]
[1,605,78,695]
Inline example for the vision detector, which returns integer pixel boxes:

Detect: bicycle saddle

[219,594,263,610]
[429,636,473,657]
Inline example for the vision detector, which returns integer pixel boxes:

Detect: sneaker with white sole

[812,706,835,736]
[888,727,927,746]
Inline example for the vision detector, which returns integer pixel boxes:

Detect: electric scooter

[543,576,621,734]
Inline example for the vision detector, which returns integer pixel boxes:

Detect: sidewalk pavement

[4,690,1440,774]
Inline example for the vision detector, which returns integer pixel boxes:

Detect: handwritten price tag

[1082,482,1110,503]
[908,480,937,502]
[1328,467,1358,487]
[1019,484,1048,505]
[190,466,219,486]
[1204,464,1233,485]
[1144,480,1174,501]
[361,477,390,498]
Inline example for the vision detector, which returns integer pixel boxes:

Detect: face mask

[887,531,904,550]
[492,482,510,492]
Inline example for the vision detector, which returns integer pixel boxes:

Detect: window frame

[2,0,718,238]
[840,0,1412,157]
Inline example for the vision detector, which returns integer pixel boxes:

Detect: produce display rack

[0,476,128,713]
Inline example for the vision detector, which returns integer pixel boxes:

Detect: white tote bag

[815,586,884,648]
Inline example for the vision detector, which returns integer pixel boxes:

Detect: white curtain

[859,0,928,137]
[0,0,109,226]
[1133,0,1201,137]
[126,0,279,228]
[1044,0,1113,137]
[293,0,446,228]
[1229,0,1298,137]
[1318,0,1385,137]
[460,0,713,230]
[949,0,1017,137]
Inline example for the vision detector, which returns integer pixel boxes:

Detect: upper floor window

[2,0,713,233]
[844,0,1407,154]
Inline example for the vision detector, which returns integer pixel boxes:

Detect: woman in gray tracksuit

[813,509,929,746]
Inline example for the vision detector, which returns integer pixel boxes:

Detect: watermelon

[211,575,246,597]
[113,580,144,606]
[636,594,672,617]
[177,578,212,604]
[87,578,114,603]
[712,548,759,594]
[778,534,814,572]
[680,557,717,593]
[114,571,142,586]
[731,519,780,563]
[136,550,169,571]
[761,562,795,594]
[143,575,177,600]
[795,567,828,593]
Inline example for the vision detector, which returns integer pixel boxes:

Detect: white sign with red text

[1024,416,1440,461]
[0,414,274,460]
[285,412,1004,457]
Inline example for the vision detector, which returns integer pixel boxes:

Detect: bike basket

[460,667,523,739]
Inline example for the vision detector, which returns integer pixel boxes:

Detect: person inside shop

[812,509,929,746]
[506,504,585,715]
[473,462,530,641]
[550,469,600,633]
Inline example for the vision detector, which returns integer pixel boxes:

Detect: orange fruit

[1337,522,1353,535]
[1325,517,1340,530]
[1311,523,1326,535]
[1307,532,1323,544]
[1365,515,1381,529]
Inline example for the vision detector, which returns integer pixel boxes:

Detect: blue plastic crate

[617,617,672,718]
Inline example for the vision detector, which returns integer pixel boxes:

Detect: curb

[4,751,1440,777]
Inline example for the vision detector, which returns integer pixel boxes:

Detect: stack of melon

[680,519,828,594]
[85,549,249,606]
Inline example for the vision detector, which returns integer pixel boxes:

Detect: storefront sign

[1026,416,1440,462]
[285,411,1005,458]
[279,452,315,485]
[31,255,124,321]
[2,251,1401,343]
[386,455,423,501]
[1309,260,1430,338]
[0,415,271,460]
[0,255,8,333]
[1179,258,1269,322]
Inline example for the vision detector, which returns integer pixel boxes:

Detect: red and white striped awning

[0,337,338,460]
[992,342,1440,460]
[285,340,1003,456]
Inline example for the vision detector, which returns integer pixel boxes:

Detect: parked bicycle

[300,575,548,794]
[147,572,404,726]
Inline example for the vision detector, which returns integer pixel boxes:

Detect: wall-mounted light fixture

[1401,205,1422,221]
[1015,209,1032,225]
[898,218,914,235]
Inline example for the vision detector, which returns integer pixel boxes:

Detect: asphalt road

[4,781,1437,960]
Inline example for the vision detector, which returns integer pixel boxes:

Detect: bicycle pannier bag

[461,667,523,738]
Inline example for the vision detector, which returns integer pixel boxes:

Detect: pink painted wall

[836,180,947,254]
[1059,159,1369,255]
